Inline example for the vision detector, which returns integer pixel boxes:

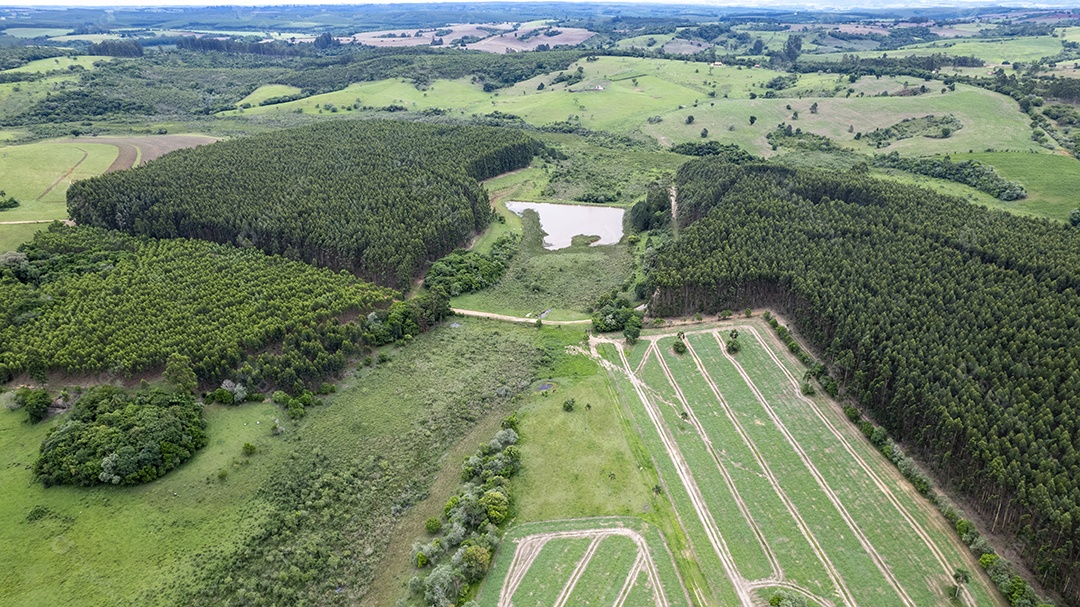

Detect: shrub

[425,517,443,534]
[15,387,51,423]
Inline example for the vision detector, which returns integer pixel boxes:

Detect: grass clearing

[233,83,302,108]
[0,223,47,252]
[0,398,283,607]
[2,28,71,38]
[4,56,111,74]
[951,151,1080,221]
[811,36,1063,64]
[511,369,654,522]
[0,141,118,221]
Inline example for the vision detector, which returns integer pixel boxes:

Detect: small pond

[505,201,624,250]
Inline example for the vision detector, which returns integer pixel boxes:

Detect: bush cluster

[409,417,522,606]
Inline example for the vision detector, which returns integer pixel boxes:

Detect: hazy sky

[6,0,1042,8]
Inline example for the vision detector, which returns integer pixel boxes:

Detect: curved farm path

[498,527,669,607]
[589,337,756,607]
[741,324,987,607]
[673,338,858,607]
[36,146,87,201]
[713,331,917,607]
[644,340,782,581]
[451,307,591,325]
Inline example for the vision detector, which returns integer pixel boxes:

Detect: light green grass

[951,151,1080,221]
[3,28,70,38]
[813,36,1063,64]
[654,346,830,591]
[4,56,109,74]
[226,77,493,116]
[49,34,123,43]
[219,56,1036,158]
[0,223,46,252]
[744,324,1004,607]
[512,371,654,521]
[0,141,118,221]
[0,398,283,607]
[511,537,594,606]
[233,84,302,108]
[565,534,640,604]
[616,34,675,49]
[729,333,1001,607]
[599,343,737,607]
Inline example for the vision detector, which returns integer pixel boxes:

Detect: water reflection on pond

[505,201,624,250]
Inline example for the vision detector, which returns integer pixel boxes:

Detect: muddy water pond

[505,201,624,250]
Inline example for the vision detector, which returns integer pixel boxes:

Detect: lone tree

[1070,208,1080,227]
[952,567,971,598]
[685,115,695,124]
[749,115,757,125]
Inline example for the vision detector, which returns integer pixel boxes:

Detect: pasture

[812,36,1063,65]
[234,84,302,108]
[225,56,1041,158]
[952,151,1080,221]
[589,318,1003,607]
[3,55,110,74]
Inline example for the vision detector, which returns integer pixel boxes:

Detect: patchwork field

[582,318,1003,607]
[477,518,690,607]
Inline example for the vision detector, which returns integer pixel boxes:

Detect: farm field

[477,518,690,607]
[583,318,1003,607]
[0,135,216,250]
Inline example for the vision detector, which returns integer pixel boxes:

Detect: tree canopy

[648,157,1080,602]
[68,120,542,288]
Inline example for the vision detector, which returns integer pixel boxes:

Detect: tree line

[67,120,542,289]
[645,157,1080,604]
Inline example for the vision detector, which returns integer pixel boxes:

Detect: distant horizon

[5,0,1080,11]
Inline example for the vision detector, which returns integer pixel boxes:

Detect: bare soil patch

[466,27,595,53]
[65,135,218,172]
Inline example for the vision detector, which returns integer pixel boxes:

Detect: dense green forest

[0,225,393,388]
[645,158,1080,603]
[34,386,206,487]
[68,120,542,288]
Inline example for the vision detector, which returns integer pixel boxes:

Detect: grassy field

[0,317,558,607]
[232,83,303,108]
[811,36,1063,64]
[0,140,120,250]
[951,151,1080,221]
[590,320,1006,607]
[0,397,283,607]
[224,56,1039,158]
[511,369,654,522]
[2,28,71,38]
[4,56,110,74]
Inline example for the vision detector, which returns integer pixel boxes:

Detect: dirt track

[451,308,591,325]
